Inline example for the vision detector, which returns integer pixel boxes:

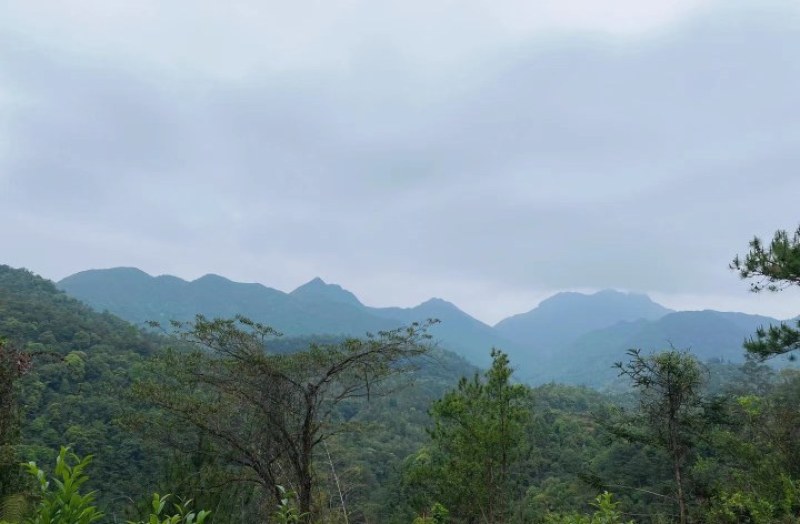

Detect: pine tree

[427,349,529,523]
[731,225,800,360]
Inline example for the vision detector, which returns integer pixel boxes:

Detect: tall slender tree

[615,349,707,524]
[427,349,529,523]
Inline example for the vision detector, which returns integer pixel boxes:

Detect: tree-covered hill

[0,264,164,510]
[2,264,480,520]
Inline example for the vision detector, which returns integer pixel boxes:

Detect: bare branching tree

[133,315,434,520]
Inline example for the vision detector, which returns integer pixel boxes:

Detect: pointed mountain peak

[290,277,363,307]
[191,273,236,287]
[413,297,473,319]
[418,297,457,309]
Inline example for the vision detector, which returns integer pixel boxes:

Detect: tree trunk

[298,393,315,522]
[298,471,313,523]
[670,419,687,524]
[669,393,688,524]
[674,458,687,524]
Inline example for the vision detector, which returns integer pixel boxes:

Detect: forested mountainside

[0,264,476,519]
[0,265,164,508]
[60,268,788,385]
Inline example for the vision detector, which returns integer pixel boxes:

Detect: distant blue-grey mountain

[546,310,790,388]
[58,267,390,336]
[290,277,363,308]
[58,268,515,366]
[495,289,673,355]
[58,268,790,382]
[367,297,514,366]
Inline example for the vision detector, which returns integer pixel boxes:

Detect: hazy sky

[2,0,799,324]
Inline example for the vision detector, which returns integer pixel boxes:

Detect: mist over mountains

[59,267,791,387]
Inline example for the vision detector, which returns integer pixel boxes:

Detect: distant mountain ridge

[495,289,673,356]
[290,277,363,307]
[58,267,790,385]
[550,309,788,387]
[58,267,515,366]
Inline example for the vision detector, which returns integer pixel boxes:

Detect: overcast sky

[2,0,799,324]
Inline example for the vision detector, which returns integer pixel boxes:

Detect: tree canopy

[732,225,800,360]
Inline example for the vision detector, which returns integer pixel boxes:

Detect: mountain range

[58,267,793,387]
[58,268,512,367]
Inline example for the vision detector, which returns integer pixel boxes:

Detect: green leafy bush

[272,486,308,524]
[22,446,103,524]
[127,493,210,524]
[7,447,210,524]
[545,492,634,524]
[704,490,778,524]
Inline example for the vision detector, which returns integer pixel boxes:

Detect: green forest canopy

[1,224,800,522]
